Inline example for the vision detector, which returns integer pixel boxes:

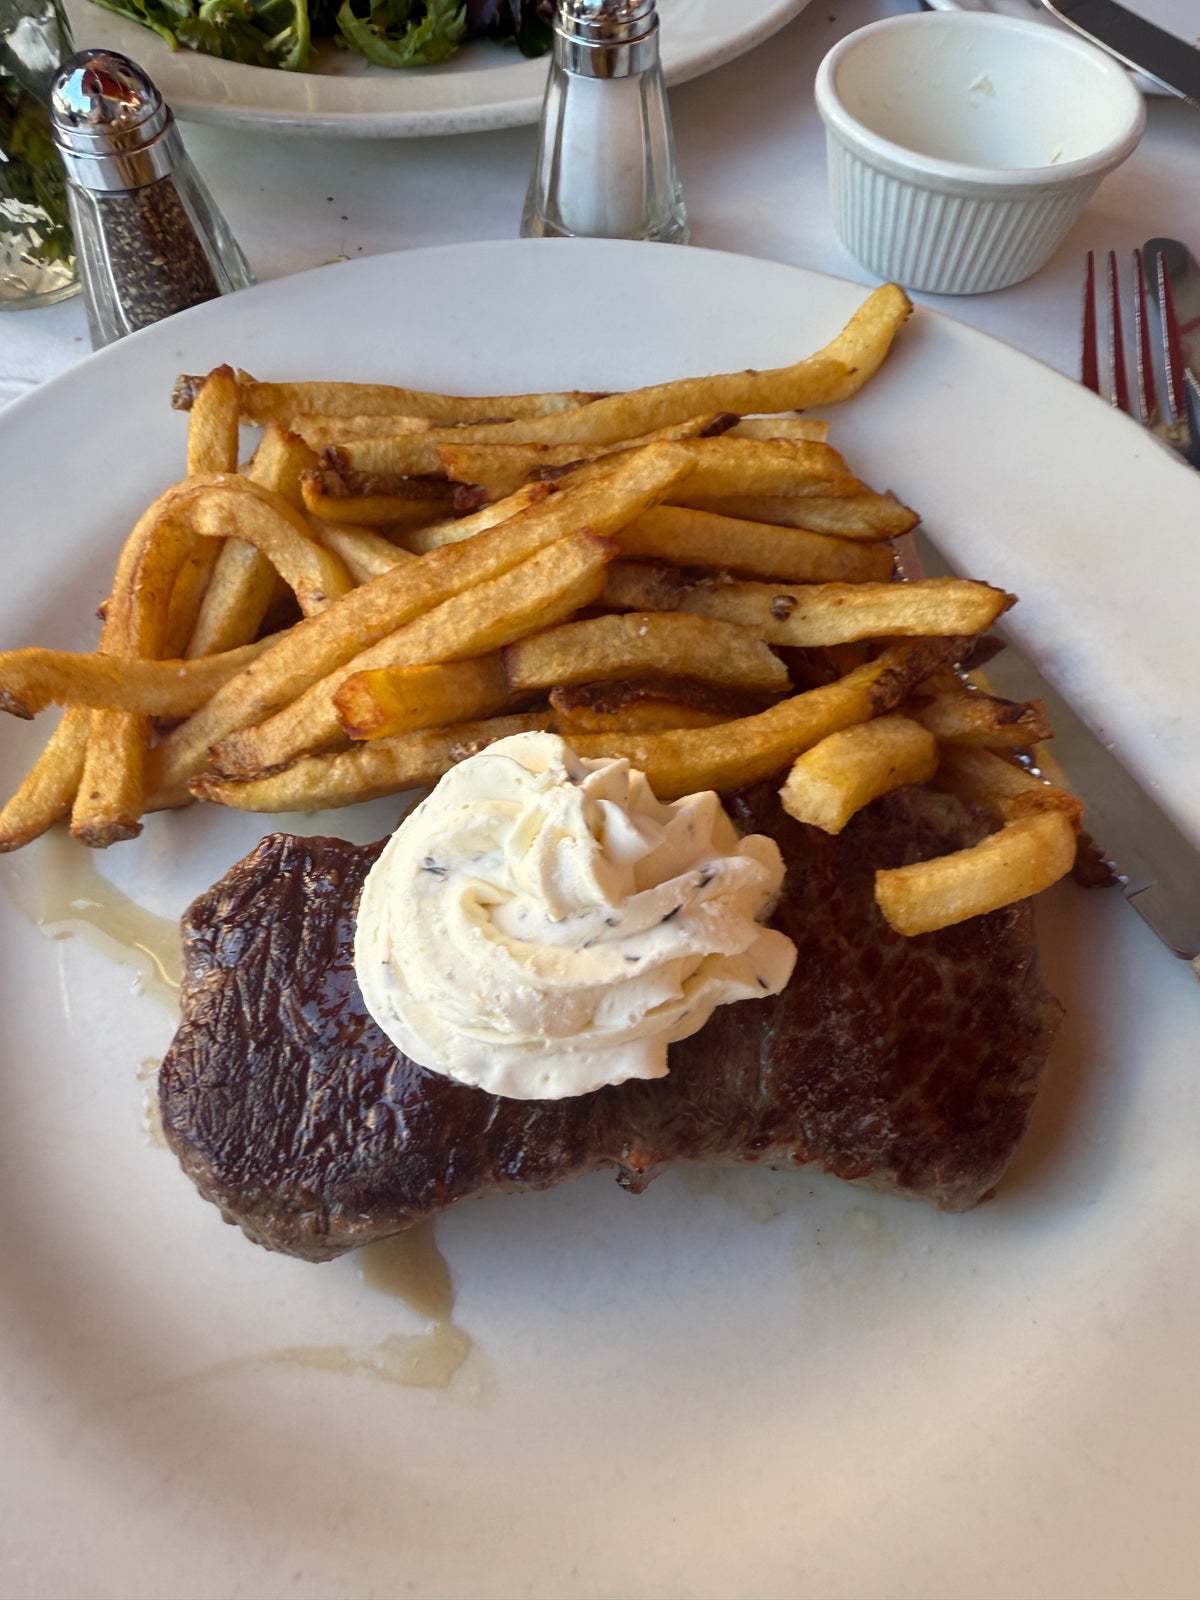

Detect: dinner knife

[896,534,1200,966]
[1039,0,1200,104]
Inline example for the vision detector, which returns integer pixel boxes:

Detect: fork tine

[1081,250,1101,394]
[1107,250,1131,414]
[1154,248,1186,424]
[1133,249,1159,427]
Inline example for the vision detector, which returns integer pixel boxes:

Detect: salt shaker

[520,0,687,244]
[48,49,254,348]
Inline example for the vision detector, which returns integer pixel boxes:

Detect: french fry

[185,423,318,659]
[550,678,757,734]
[71,487,206,846]
[908,687,1053,748]
[0,704,91,851]
[208,529,617,777]
[189,488,353,615]
[401,482,552,553]
[932,745,1084,829]
[206,375,604,424]
[602,566,1013,647]
[779,714,938,834]
[191,712,557,812]
[439,435,860,506]
[0,636,274,720]
[334,656,509,741]
[300,469,455,528]
[874,810,1078,935]
[150,442,694,798]
[289,412,431,452]
[566,637,964,801]
[502,611,790,696]
[433,416,727,500]
[162,541,222,659]
[680,491,918,540]
[726,417,830,441]
[311,520,413,584]
[614,505,894,584]
[186,365,241,476]
[324,286,912,474]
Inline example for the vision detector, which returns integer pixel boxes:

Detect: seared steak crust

[159,785,1062,1261]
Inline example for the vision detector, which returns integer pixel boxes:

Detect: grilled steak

[159,783,1062,1262]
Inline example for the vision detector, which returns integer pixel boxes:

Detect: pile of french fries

[0,283,1083,937]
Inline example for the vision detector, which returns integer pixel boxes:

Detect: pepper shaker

[520,0,687,245]
[48,48,254,348]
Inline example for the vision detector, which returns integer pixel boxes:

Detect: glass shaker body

[65,155,254,347]
[51,50,254,348]
[521,0,687,245]
[0,0,77,308]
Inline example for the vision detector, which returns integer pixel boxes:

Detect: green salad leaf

[85,0,543,72]
[335,0,465,69]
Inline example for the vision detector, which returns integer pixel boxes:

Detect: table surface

[5,0,1200,404]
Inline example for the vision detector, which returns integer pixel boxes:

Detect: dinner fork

[1080,247,1200,468]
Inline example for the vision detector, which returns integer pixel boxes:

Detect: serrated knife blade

[896,534,1200,967]
[1040,0,1200,104]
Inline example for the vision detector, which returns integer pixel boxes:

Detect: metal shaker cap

[50,49,176,190]
[555,0,659,77]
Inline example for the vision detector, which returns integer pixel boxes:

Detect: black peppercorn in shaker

[48,49,254,348]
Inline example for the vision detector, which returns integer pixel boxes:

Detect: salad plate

[0,240,1198,1600]
[61,0,813,136]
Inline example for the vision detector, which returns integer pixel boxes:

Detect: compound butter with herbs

[353,731,797,1100]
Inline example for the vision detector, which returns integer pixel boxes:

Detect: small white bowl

[814,11,1146,295]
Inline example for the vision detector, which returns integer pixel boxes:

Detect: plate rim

[61,0,814,136]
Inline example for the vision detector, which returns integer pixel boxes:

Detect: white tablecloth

[5,0,1200,405]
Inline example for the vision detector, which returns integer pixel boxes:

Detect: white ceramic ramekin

[814,11,1146,295]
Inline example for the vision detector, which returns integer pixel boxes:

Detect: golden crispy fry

[434,415,726,500]
[0,705,91,851]
[192,711,556,812]
[218,374,603,425]
[440,435,860,506]
[614,506,894,584]
[726,417,830,441]
[602,566,1012,647]
[326,286,912,473]
[908,687,1053,748]
[779,714,938,834]
[71,487,207,846]
[190,489,353,615]
[335,655,509,740]
[502,610,789,696]
[401,483,552,553]
[932,745,1084,829]
[680,491,918,540]
[566,637,962,801]
[185,541,281,659]
[247,420,320,507]
[875,810,1077,935]
[299,469,455,528]
[209,529,616,778]
[185,423,318,659]
[150,442,694,799]
[289,412,430,451]
[162,540,221,659]
[186,365,241,476]
[311,519,413,584]
[0,636,274,720]
[550,678,755,734]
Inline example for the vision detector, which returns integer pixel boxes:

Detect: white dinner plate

[923,0,1195,94]
[61,0,811,136]
[1,241,1198,1600]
